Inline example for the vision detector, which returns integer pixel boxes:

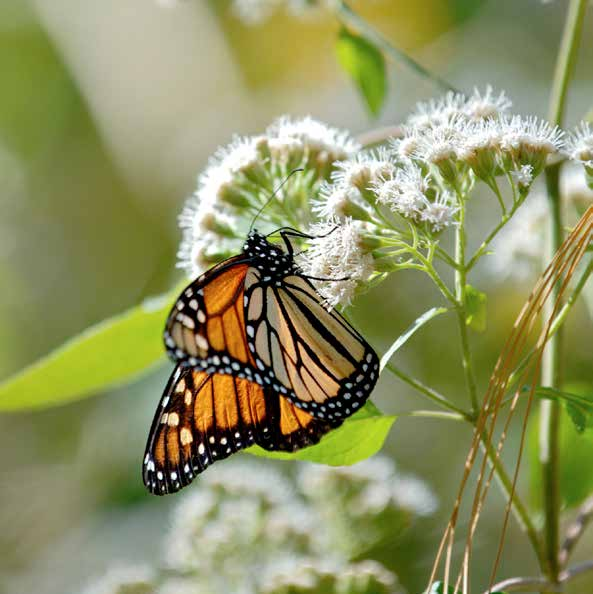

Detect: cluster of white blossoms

[82,455,431,594]
[177,116,360,280]
[176,87,593,308]
[491,164,593,281]
[299,456,438,557]
[566,121,593,178]
[229,0,331,25]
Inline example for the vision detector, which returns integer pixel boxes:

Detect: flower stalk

[541,0,588,582]
[454,204,480,413]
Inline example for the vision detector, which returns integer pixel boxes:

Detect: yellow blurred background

[1,1,593,592]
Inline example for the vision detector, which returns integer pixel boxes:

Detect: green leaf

[529,384,593,509]
[532,385,593,434]
[0,291,177,412]
[448,0,487,23]
[336,28,387,117]
[465,284,487,332]
[380,307,448,372]
[249,401,396,466]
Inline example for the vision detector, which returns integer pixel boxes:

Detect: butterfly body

[144,231,378,495]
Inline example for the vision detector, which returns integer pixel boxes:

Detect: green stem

[541,0,588,583]
[435,245,459,269]
[547,0,588,127]
[540,164,564,583]
[399,409,469,422]
[335,1,458,93]
[384,361,470,418]
[466,197,526,271]
[487,176,507,215]
[480,435,546,569]
[424,261,458,305]
[454,201,480,413]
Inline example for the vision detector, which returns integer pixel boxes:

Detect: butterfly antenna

[248,168,304,233]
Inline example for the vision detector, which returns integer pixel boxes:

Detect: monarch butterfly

[143,229,379,495]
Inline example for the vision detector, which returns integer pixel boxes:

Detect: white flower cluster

[566,121,593,177]
[230,0,331,25]
[491,165,593,281]
[82,455,432,594]
[298,457,437,557]
[177,87,576,308]
[177,116,360,279]
[298,219,376,308]
[261,558,398,594]
[298,87,565,305]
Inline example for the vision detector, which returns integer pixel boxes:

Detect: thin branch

[398,409,468,422]
[466,200,523,271]
[384,361,470,418]
[484,576,561,593]
[559,495,593,566]
[560,559,593,582]
[485,558,593,593]
[454,197,479,413]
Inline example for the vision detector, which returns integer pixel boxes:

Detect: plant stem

[384,362,470,418]
[335,1,458,93]
[466,197,526,271]
[541,0,588,582]
[399,409,469,422]
[559,495,593,566]
[487,559,593,593]
[454,202,480,413]
[480,436,546,570]
[547,0,588,127]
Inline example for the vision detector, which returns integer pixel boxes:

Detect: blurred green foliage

[530,384,593,510]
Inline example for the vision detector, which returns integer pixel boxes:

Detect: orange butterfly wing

[164,257,252,367]
[143,365,339,495]
[163,240,379,423]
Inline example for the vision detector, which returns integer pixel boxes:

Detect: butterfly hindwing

[143,365,340,495]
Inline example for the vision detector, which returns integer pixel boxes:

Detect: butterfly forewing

[244,268,380,421]
[164,257,256,375]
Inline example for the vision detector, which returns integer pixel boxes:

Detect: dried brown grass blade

[428,205,593,593]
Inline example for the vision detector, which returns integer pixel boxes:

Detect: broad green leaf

[465,284,487,332]
[529,384,593,509]
[249,401,396,466]
[336,28,387,117]
[0,291,177,412]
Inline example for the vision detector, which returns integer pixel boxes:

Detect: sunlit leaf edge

[248,402,396,466]
[0,290,177,412]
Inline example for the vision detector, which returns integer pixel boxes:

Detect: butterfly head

[243,231,294,278]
